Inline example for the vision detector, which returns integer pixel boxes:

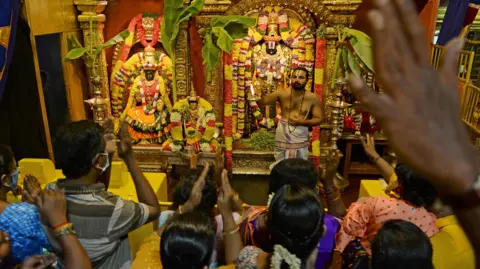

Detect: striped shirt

[46,181,150,269]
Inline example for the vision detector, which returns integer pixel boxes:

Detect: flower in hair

[270,244,301,269]
[267,192,274,208]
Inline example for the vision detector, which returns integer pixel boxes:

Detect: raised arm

[257,90,281,107]
[117,121,161,222]
[37,189,92,269]
[349,0,480,255]
[360,134,395,183]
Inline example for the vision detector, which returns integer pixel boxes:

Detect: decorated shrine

[16,0,442,181]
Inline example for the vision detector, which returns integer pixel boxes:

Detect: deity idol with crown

[110,13,174,144]
[253,13,291,94]
[163,88,219,153]
[119,46,171,144]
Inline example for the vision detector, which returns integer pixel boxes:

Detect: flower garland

[270,245,302,269]
[236,37,251,139]
[136,16,161,48]
[311,28,326,170]
[232,40,241,137]
[224,52,234,170]
[163,98,217,153]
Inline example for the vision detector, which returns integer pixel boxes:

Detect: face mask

[93,152,110,174]
[6,168,18,189]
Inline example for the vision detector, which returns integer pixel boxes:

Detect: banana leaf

[343,28,373,72]
[161,0,204,57]
[94,29,130,55]
[202,30,221,76]
[64,47,90,61]
[202,15,255,81]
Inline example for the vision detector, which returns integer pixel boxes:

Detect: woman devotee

[234,184,325,269]
[239,156,344,268]
[0,146,52,267]
[370,220,434,269]
[132,164,237,269]
[0,145,22,202]
[336,163,439,267]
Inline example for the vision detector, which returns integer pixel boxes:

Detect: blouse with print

[335,196,439,255]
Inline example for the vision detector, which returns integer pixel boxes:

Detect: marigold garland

[224,52,234,169]
[311,29,326,170]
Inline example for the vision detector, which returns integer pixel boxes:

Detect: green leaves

[343,28,373,72]
[95,29,130,55]
[161,0,205,57]
[202,15,256,79]
[202,30,221,75]
[64,47,89,61]
[64,29,129,64]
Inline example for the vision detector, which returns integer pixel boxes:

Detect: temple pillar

[74,0,111,123]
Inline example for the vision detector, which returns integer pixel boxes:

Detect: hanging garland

[224,52,234,169]
[311,28,326,170]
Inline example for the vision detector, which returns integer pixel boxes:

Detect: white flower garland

[267,192,275,208]
[270,244,301,269]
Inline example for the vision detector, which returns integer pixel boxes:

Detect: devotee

[240,156,344,268]
[43,120,160,269]
[371,220,433,269]
[348,0,480,258]
[251,67,323,168]
[0,147,52,267]
[235,185,325,269]
[132,163,241,268]
[336,163,438,267]
[360,134,397,192]
[0,145,22,202]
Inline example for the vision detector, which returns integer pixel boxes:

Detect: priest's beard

[292,82,305,91]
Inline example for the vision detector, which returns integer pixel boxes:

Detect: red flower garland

[312,35,326,170]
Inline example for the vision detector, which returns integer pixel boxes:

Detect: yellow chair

[15,158,168,258]
[359,179,475,269]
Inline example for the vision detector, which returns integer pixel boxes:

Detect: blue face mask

[7,168,18,189]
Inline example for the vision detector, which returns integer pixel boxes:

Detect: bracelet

[178,205,183,214]
[53,222,73,233]
[54,224,76,238]
[443,175,480,210]
[52,221,69,231]
[223,226,239,236]
[328,194,341,201]
[373,156,381,163]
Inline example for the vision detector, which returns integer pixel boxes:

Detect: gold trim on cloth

[0,26,11,48]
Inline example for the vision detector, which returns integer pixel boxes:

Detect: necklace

[140,79,159,114]
[287,87,305,133]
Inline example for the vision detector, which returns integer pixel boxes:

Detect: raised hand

[36,189,68,228]
[22,175,42,204]
[20,253,56,269]
[348,0,478,194]
[217,169,235,215]
[321,150,342,182]
[360,134,379,159]
[116,121,133,160]
[182,163,209,213]
[103,119,117,154]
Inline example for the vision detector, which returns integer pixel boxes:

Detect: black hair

[292,67,310,81]
[395,163,436,207]
[53,120,105,179]
[371,219,433,269]
[269,158,317,194]
[160,211,216,269]
[0,145,14,178]
[268,185,325,268]
[173,165,217,212]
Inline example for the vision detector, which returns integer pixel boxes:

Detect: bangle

[328,194,341,201]
[54,224,76,238]
[52,221,69,230]
[223,226,239,236]
[53,222,73,233]
[178,205,183,214]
